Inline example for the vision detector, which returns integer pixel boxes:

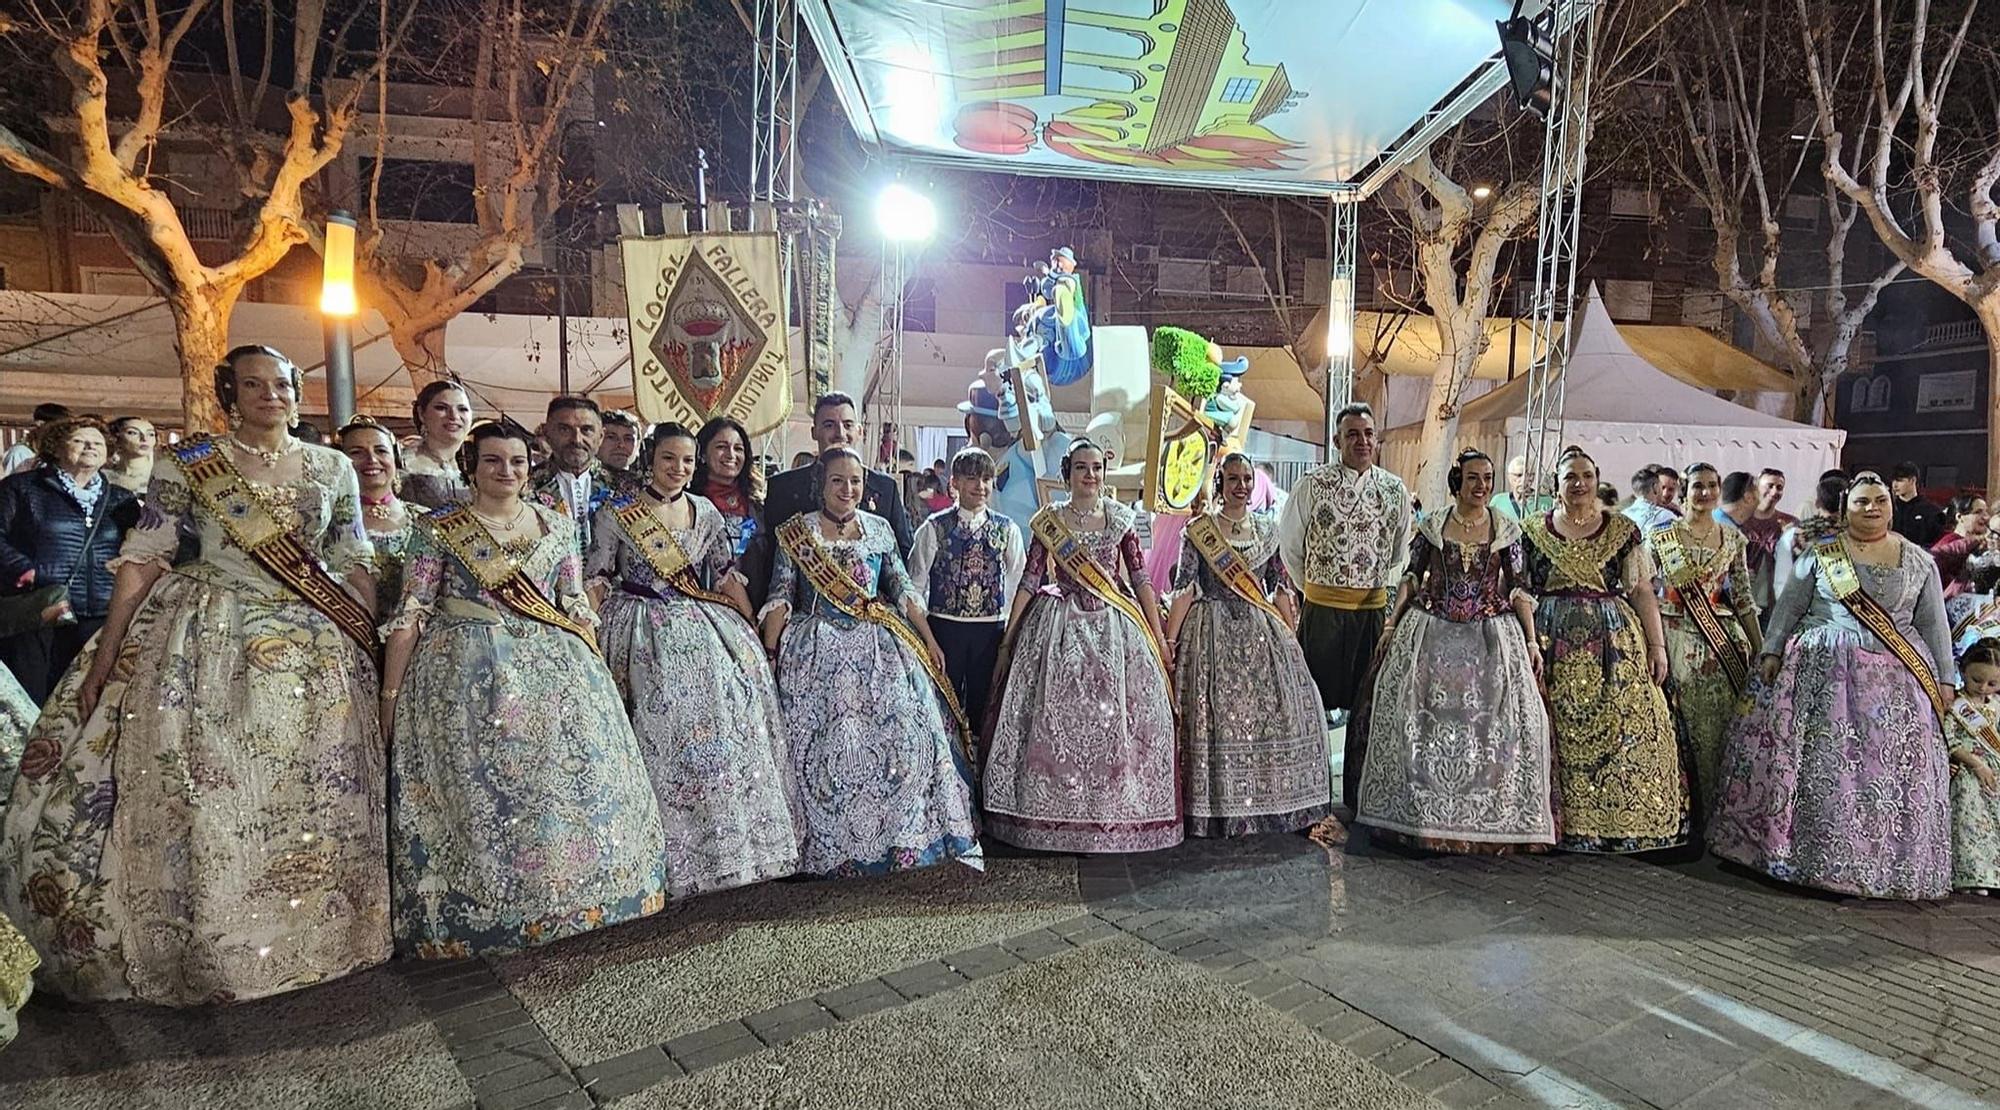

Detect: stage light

[1472,184,1494,199]
[1497,12,1556,118]
[875,182,937,243]
[1326,272,1355,360]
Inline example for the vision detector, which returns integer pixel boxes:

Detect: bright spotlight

[876,182,937,243]
[1472,184,1494,200]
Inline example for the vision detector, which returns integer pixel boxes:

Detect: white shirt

[553,468,594,524]
[905,505,1028,623]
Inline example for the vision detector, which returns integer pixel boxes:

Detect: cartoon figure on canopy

[960,349,1072,526]
[1012,247,1093,386]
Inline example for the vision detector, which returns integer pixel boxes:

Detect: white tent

[1383,287,1846,511]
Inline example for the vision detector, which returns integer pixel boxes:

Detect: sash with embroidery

[172,439,376,651]
[1954,595,2000,644]
[1814,535,1948,721]
[1652,522,1749,695]
[1028,506,1171,676]
[1952,696,2000,759]
[774,516,973,758]
[1185,513,1286,625]
[428,506,600,653]
[611,495,744,619]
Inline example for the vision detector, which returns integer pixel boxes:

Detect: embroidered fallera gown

[0,440,390,1005]
[1171,511,1330,837]
[589,494,801,897]
[1947,695,2000,892]
[984,500,1182,853]
[0,663,35,1049]
[1355,510,1554,851]
[1648,520,1758,817]
[1708,536,1954,900]
[387,504,667,956]
[762,511,980,876]
[1523,511,1689,853]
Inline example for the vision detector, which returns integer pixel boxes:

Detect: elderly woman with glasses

[1709,471,1955,899]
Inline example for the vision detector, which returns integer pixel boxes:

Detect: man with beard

[528,395,630,553]
[1278,402,1410,812]
[758,392,914,589]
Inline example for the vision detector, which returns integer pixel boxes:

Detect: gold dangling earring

[227,403,243,425]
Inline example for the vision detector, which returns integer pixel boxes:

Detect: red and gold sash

[173,438,376,651]
[612,494,743,619]
[1815,535,1947,721]
[1951,696,2000,759]
[1652,522,1749,695]
[1029,506,1170,676]
[429,505,599,653]
[1185,512,1287,625]
[775,516,972,758]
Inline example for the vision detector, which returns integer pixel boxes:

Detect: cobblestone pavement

[7,828,2000,1109]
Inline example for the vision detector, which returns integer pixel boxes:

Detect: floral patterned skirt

[0,663,33,811]
[1535,595,1689,853]
[0,911,34,1050]
[391,610,667,957]
[1951,739,2000,891]
[1662,609,1753,821]
[0,569,390,1005]
[1708,632,1950,900]
[776,615,979,876]
[1174,599,1330,837]
[1355,610,1554,849]
[983,596,1181,853]
[601,590,800,898]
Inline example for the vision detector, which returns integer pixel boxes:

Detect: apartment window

[1602,279,1655,321]
[1850,374,1891,413]
[1220,77,1261,104]
[358,157,479,224]
[1157,258,1211,295]
[1915,370,1976,414]
[1609,186,1658,220]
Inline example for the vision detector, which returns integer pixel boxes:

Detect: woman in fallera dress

[758,448,978,876]
[0,344,390,1005]
[1708,472,1955,900]
[1165,453,1330,837]
[1648,463,1761,820]
[1354,449,1554,852]
[381,421,666,957]
[983,440,1181,854]
[399,379,474,509]
[339,416,415,615]
[589,423,800,897]
[1523,446,1689,854]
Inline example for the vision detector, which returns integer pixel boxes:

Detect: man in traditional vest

[1278,402,1410,812]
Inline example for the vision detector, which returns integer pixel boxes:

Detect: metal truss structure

[1520,0,1600,492]
[749,0,799,206]
[1323,194,1360,449]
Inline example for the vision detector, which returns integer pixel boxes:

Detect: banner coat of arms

[621,230,791,436]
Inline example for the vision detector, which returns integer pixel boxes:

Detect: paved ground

[8,825,2000,1109]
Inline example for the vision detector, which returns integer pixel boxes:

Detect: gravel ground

[1,965,469,1110]
[495,856,1085,1065]
[619,935,1443,1110]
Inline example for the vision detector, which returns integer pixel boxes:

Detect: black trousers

[1297,601,1385,810]
[933,618,1006,736]
[1,615,105,705]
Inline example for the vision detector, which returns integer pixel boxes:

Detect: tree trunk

[168,290,233,433]
[389,320,451,385]
[1410,315,1486,508]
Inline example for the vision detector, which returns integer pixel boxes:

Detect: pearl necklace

[472,501,530,532]
[229,434,300,466]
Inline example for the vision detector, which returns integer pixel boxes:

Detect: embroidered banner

[622,227,791,436]
[428,506,600,653]
[173,439,376,651]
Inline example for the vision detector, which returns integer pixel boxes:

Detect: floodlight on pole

[321,209,359,426]
[875,182,936,243]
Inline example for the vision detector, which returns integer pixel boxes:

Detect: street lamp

[321,209,359,427]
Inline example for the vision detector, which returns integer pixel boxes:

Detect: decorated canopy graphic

[802,0,1533,195]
